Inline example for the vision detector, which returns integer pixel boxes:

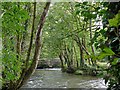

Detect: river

[22,68,107,89]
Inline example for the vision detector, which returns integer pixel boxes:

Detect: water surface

[23,68,107,88]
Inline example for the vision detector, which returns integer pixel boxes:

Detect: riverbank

[37,59,108,76]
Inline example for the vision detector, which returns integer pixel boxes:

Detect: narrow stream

[22,68,107,89]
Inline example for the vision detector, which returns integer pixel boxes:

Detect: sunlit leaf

[103,47,115,55]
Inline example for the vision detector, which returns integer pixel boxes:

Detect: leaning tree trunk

[74,35,84,68]
[14,2,50,90]
[59,51,64,69]
[16,34,21,60]
[89,19,96,65]
[79,39,84,68]
[73,44,79,68]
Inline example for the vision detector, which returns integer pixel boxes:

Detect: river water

[22,68,107,89]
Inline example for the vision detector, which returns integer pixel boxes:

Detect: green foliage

[111,58,120,65]
[2,2,30,35]
[75,2,101,20]
[2,2,30,86]
[101,2,120,90]
[109,13,120,27]
[2,49,22,81]
[98,47,115,60]
[42,3,76,58]
[2,1,120,89]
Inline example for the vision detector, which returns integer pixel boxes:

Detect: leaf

[98,48,115,59]
[103,47,115,55]
[76,10,80,15]
[75,3,80,7]
[83,2,88,5]
[109,18,118,27]
[84,54,91,59]
[111,58,119,65]
[98,52,108,59]
[109,13,120,27]
[95,7,100,11]
[7,72,15,80]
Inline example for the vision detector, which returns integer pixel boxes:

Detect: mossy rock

[52,64,60,68]
[61,68,67,72]
[74,70,84,75]
[66,66,76,73]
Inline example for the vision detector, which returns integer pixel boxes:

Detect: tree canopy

[1,1,120,90]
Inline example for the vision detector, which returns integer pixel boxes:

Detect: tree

[102,2,120,89]
[2,1,51,89]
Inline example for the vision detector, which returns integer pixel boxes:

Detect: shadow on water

[22,68,107,89]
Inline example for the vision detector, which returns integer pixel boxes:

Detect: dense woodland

[1,1,120,90]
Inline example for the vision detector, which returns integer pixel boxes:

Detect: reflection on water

[23,68,107,88]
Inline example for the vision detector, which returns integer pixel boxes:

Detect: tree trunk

[59,51,64,69]
[25,2,36,68]
[15,3,37,89]
[79,38,84,68]
[89,19,95,54]
[74,35,84,68]
[89,19,96,65]
[14,2,51,90]
[73,44,79,68]
[80,44,84,67]
[16,34,21,60]
[64,46,70,68]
